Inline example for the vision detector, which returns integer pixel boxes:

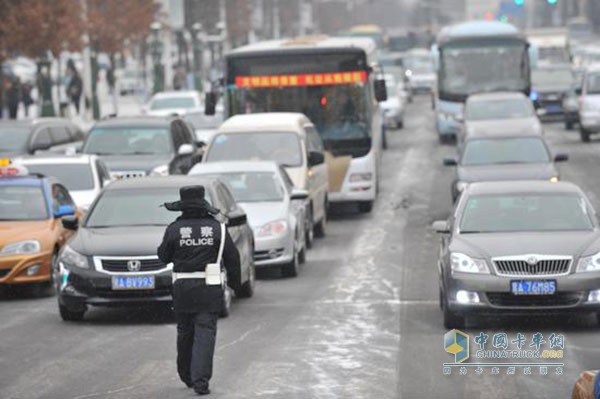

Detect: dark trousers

[176,311,219,390]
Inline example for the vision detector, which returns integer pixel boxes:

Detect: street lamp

[150,21,164,94]
[191,22,204,92]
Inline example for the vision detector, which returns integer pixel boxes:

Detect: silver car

[434,181,600,329]
[188,161,309,277]
[578,66,600,142]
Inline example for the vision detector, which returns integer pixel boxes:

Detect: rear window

[461,138,550,166]
[466,98,534,120]
[25,164,95,191]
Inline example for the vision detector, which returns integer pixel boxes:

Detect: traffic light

[514,0,524,5]
[547,0,557,5]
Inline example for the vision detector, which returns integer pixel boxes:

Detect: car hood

[0,220,52,245]
[238,202,287,229]
[466,118,542,136]
[457,163,557,183]
[71,225,166,256]
[97,154,172,173]
[450,230,600,260]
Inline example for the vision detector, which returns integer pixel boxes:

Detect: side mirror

[228,213,247,227]
[177,143,194,156]
[54,204,76,218]
[102,178,112,188]
[61,215,79,231]
[554,153,569,162]
[204,92,217,116]
[290,188,309,201]
[432,220,450,234]
[374,79,388,102]
[308,151,325,166]
[443,158,458,166]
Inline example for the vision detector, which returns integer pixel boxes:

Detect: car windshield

[201,172,284,202]
[25,164,95,190]
[83,126,172,155]
[0,127,30,152]
[460,194,593,233]
[184,112,223,129]
[150,97,196,110]
[86,188,212,227]
[461,138,550,166]
[586,73,600,95]
[0,185,48,220]
[206,132,302,167]
[466,98,534,120]
[532,68,573,90]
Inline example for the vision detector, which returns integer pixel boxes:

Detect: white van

[202,113,329,246]
[579,66,600,142]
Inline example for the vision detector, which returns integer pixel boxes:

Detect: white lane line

[217,324,262,353]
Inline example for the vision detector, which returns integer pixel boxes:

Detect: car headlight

[256,220,288,238]
[455,181,468,193]
[577,252,600,272]
[450,252,490,274]
[0,240,41,256]
[349,173,373,182]
[59,245,89,269]
[150,164,169,177]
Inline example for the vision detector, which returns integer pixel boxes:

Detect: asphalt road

[1,97,599,399]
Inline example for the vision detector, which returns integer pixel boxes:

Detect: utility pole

[80,0,99,120]
[273,0,281,39]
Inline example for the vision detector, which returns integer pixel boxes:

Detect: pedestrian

[6,76,20,119]
[157,185,241,396]
[66,61,83,114]
[21,81,33,117]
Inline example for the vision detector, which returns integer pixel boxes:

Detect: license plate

[511,280,556,295]
[111,275,155,290]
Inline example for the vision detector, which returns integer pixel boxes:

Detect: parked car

[56,176,255,321]
[17,154,112,211]
[0,118,85,157]
[0,160,79,291]
[459,92,542,144]
[444,133,568,202]
[203,113,328,249]
[189,161,309,277]
[578,66,600,142]
[143,91,203,117]
[81,116,203,178]
[433,181,600,329]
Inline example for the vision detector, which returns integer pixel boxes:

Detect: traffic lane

[397,110,600,399]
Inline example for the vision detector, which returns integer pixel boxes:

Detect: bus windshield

[439,42,529,100]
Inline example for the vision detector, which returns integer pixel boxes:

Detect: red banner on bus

[235,71,367,88]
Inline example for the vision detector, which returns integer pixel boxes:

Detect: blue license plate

[111,275,155,290]
[511,280,556,295]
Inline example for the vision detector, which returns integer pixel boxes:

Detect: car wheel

[281,247,299,278]
[314,202,327,238]
[220,287,232,318]
[580,127,591,142]
[358,201,374,213]
[235,260,255,298]
[442,292,465,329]
[59,303,85,322]
[305,208,314,249]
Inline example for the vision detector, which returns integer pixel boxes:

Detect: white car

[578,66,600,142]
[17,154,112,211]
[381,73,407,129]
[189,161,309,277]
[143,91,203,117]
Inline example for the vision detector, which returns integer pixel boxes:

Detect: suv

[0,118,85,157]
[82,116,203,178]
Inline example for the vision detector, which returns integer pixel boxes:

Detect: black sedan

[433,181,600,329]
[56,176,255,321]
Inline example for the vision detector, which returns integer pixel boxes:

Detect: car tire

[442,294,465,329]
[281,247,299,278]
[314,202,327,238]
[235,261,255,299]
[305,208,314,249]
[580,127,591,142]
[358,201,374,213]
[59,303,85,322]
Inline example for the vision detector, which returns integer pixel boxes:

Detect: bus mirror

[204,92,217,116]
[374,79,387,102]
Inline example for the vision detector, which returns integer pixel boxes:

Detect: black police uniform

[157,186,240,395]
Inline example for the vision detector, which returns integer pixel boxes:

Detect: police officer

[158,185,240,395]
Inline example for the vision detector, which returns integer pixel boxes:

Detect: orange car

[572,370,599,399]
[0,162,79,288]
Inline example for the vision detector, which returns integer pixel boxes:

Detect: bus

[338,24,387,49]
[432,21,532,141]
[220,36,386,213]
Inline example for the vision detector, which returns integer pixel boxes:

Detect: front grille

[493,257,571,276]
[101,258,166,272]
[110,170,146,179]
[487,292,583,308]
[254,248,285,261]
[0,269,10,278]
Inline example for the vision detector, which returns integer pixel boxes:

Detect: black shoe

[194,386,210,395]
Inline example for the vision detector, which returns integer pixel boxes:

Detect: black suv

[82,116,202,178]
[0,118,85,157]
